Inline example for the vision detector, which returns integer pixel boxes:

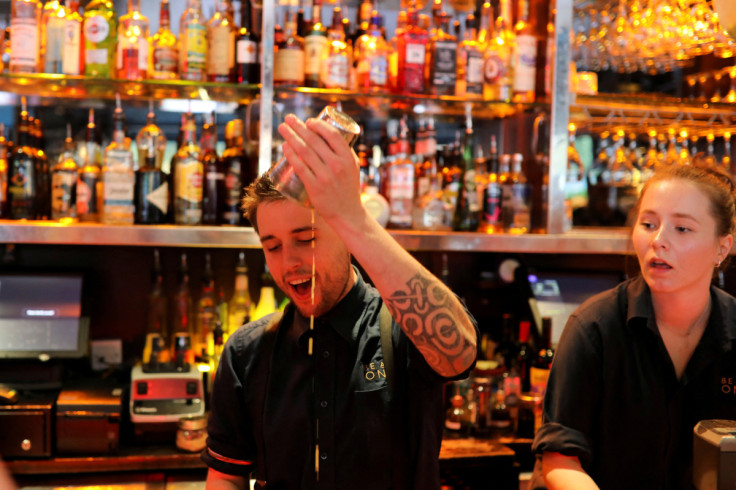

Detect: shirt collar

[293,265,369,347]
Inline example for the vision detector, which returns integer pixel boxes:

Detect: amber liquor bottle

[273,10,305,86]
[201,113,225,225]
[172,113,203,225]
[221,119,255,225]
[150,0,178,80]
[77,108,101,222]
[7,99,37,219]
[207,0,236,82]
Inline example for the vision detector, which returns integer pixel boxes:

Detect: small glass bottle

[10,0,42,74]
[51,123,78,221]
[445,392,470,438]
[172,113,203,225]
[150,0,178,80]
[100,95,135,225]
[83,0,117,77]
[62,0,83,75]
[77,108,101,222]
[273,10,304,86]
[117,0,149,80]
[207,0,236,82]
[490,389,513,436]
[179,0,207,81]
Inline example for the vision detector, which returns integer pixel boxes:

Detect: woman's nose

[652,226,668,249]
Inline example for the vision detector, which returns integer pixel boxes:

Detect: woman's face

[632,178,732,296]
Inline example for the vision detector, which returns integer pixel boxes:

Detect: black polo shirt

[532,276,736,490]
[203,268,474,489]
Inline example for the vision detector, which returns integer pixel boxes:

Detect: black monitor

[0,274,88,360]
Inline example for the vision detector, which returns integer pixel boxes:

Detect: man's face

[257,199,355,317]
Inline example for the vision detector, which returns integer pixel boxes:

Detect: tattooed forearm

[383,272,477,377]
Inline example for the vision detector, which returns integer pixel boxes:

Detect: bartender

[202,114,478,489]
[532,165,736,489]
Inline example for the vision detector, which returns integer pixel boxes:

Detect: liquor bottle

[172,252,194,368]
[0,124,8,218]
[512,0,537,103]
[207,0,236,82]
[383,117,414,229]
[252,267,279,321]
[489,389,513,436]
[445,387,470,437]
[179,0,207,82]
[426,11,456,96]
[387,10,406,92]
[62,0,83,75]
[352,0,372,46]
[484,0,513,101]
[150,0,178,80]
[221,118,255,225]
[274,10,304,87]
[451,114,480,231]
[51,123,78,220]
[502,153,531,234]
[517,319,532,392]
[530,316,554,397]
[228,251,252,332]
[196,253,217,361]
[101,95,135,225]
[83,0,117,77]
[10,0,42,73]
[235,0,259,84]
[395,6,427,95]
[456,14,483,97]
[77,108,101,222]
[117,0,149,80]
[480,135,502,233]
[42,0,64,73]
[201,112,224,225]
[135,104,168,224]
[7,98,37,219]
[302,0,326,88]
[144,249,169,365]
[477,2,493,47]
[172,112,203,225]
[32,117,50,219]
[354,11,388,92]
[319,7,350,89]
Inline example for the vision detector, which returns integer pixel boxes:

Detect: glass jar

[176,415,208,452]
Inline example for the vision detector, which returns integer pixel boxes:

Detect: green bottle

[83,0,117,77]
[452,114,480,231]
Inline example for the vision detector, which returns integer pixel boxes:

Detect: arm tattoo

[383,272,475,375]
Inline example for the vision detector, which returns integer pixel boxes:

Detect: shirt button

[320,400,328,408]
[320,452,328,460]
[322,350,330,358]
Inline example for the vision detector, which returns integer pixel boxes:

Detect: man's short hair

[241,174,286,232]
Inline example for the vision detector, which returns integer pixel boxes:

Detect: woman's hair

[241,174,286,233]
[632,165,736,238]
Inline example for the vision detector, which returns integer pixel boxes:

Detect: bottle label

[208,28,235,76]
[102,171,135,205]
[274,49,305,83]
[51,171,77,217]
[146,180,169,213]
[483,182,502,225]
[304,35,327,76]
[463,169,480,212]
[324,53,349,88]
[175,158,204,204]
[85,15,110,44]
[236,39,258,64]
[530,366,550,396]
[388,164,414,226]
[483,51,506,85]
[406,42,425,64]
[183,24,207,74]
[466,51,484,93]
[513,34,537,92]
[432,41,457,87]
[76,172,99,216]
[62,19,82,75]
[10,19,40,69]
[86,48,108,66]
[153,46,178,74]
[368,55,388,86]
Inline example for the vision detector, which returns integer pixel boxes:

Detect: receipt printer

[693,419,736,489]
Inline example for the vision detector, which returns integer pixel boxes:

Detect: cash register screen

[529,271,622,345]
[0,274,87,359]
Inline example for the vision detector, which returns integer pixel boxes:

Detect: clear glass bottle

[42,0,64,73]
[512,0,537,103]
[179,0,207,81]
[503,153,531,234]
[101,95,135,225]
[77,108,101,222]
[83,0,117,77]
[62,0,83,75]
[51,123,78,221]
[483,0,513,101]
[354,11,388,92]
[10,0,42,73]
[228,251,252,333]
[117,0,149,80]
[207,0,236,82]
[383,117,414,229]
[150,0,178,80]
[235,0,259,84]
[172,112,203,225]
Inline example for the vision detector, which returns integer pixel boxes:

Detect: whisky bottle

[207,0,236,82]
[387,10,406,92]
[235,0,259,84]
[61,0,83,75]
[354,11,388,92]
[512,0,537,103]
[150,0,178,80]
[274,10,304,87]
[196,253,217,361]
[451,114,479,231]
[503,153,531,234]
[228,251,252,333]
[117,0,149,80]
[395,6,427,95]
[83,0,117,77]
[484,0,513,101]
[51,123,78,220]
[426,11,456,96]
[479,135,502,233]
[221,119,255,226]
[172,252,194,367]
[303,0,327,88]
[101,95,135,225]
[77,108,101,222]
[321,7,350,89]
[42,0,64,73]
[456,14,483,97]
[10,0,42,73]
[172,112,203,225]
[7,98,37,219]
[180,0,207,81]
[201,112,224,225]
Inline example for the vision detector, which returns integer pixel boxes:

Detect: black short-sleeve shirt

[203,268,475,489]
[532,276,736,489]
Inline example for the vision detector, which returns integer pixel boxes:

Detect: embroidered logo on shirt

[364,361,386,382]
[722,376,736,395]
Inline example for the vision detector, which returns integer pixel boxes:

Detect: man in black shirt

[203,114,478,489]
